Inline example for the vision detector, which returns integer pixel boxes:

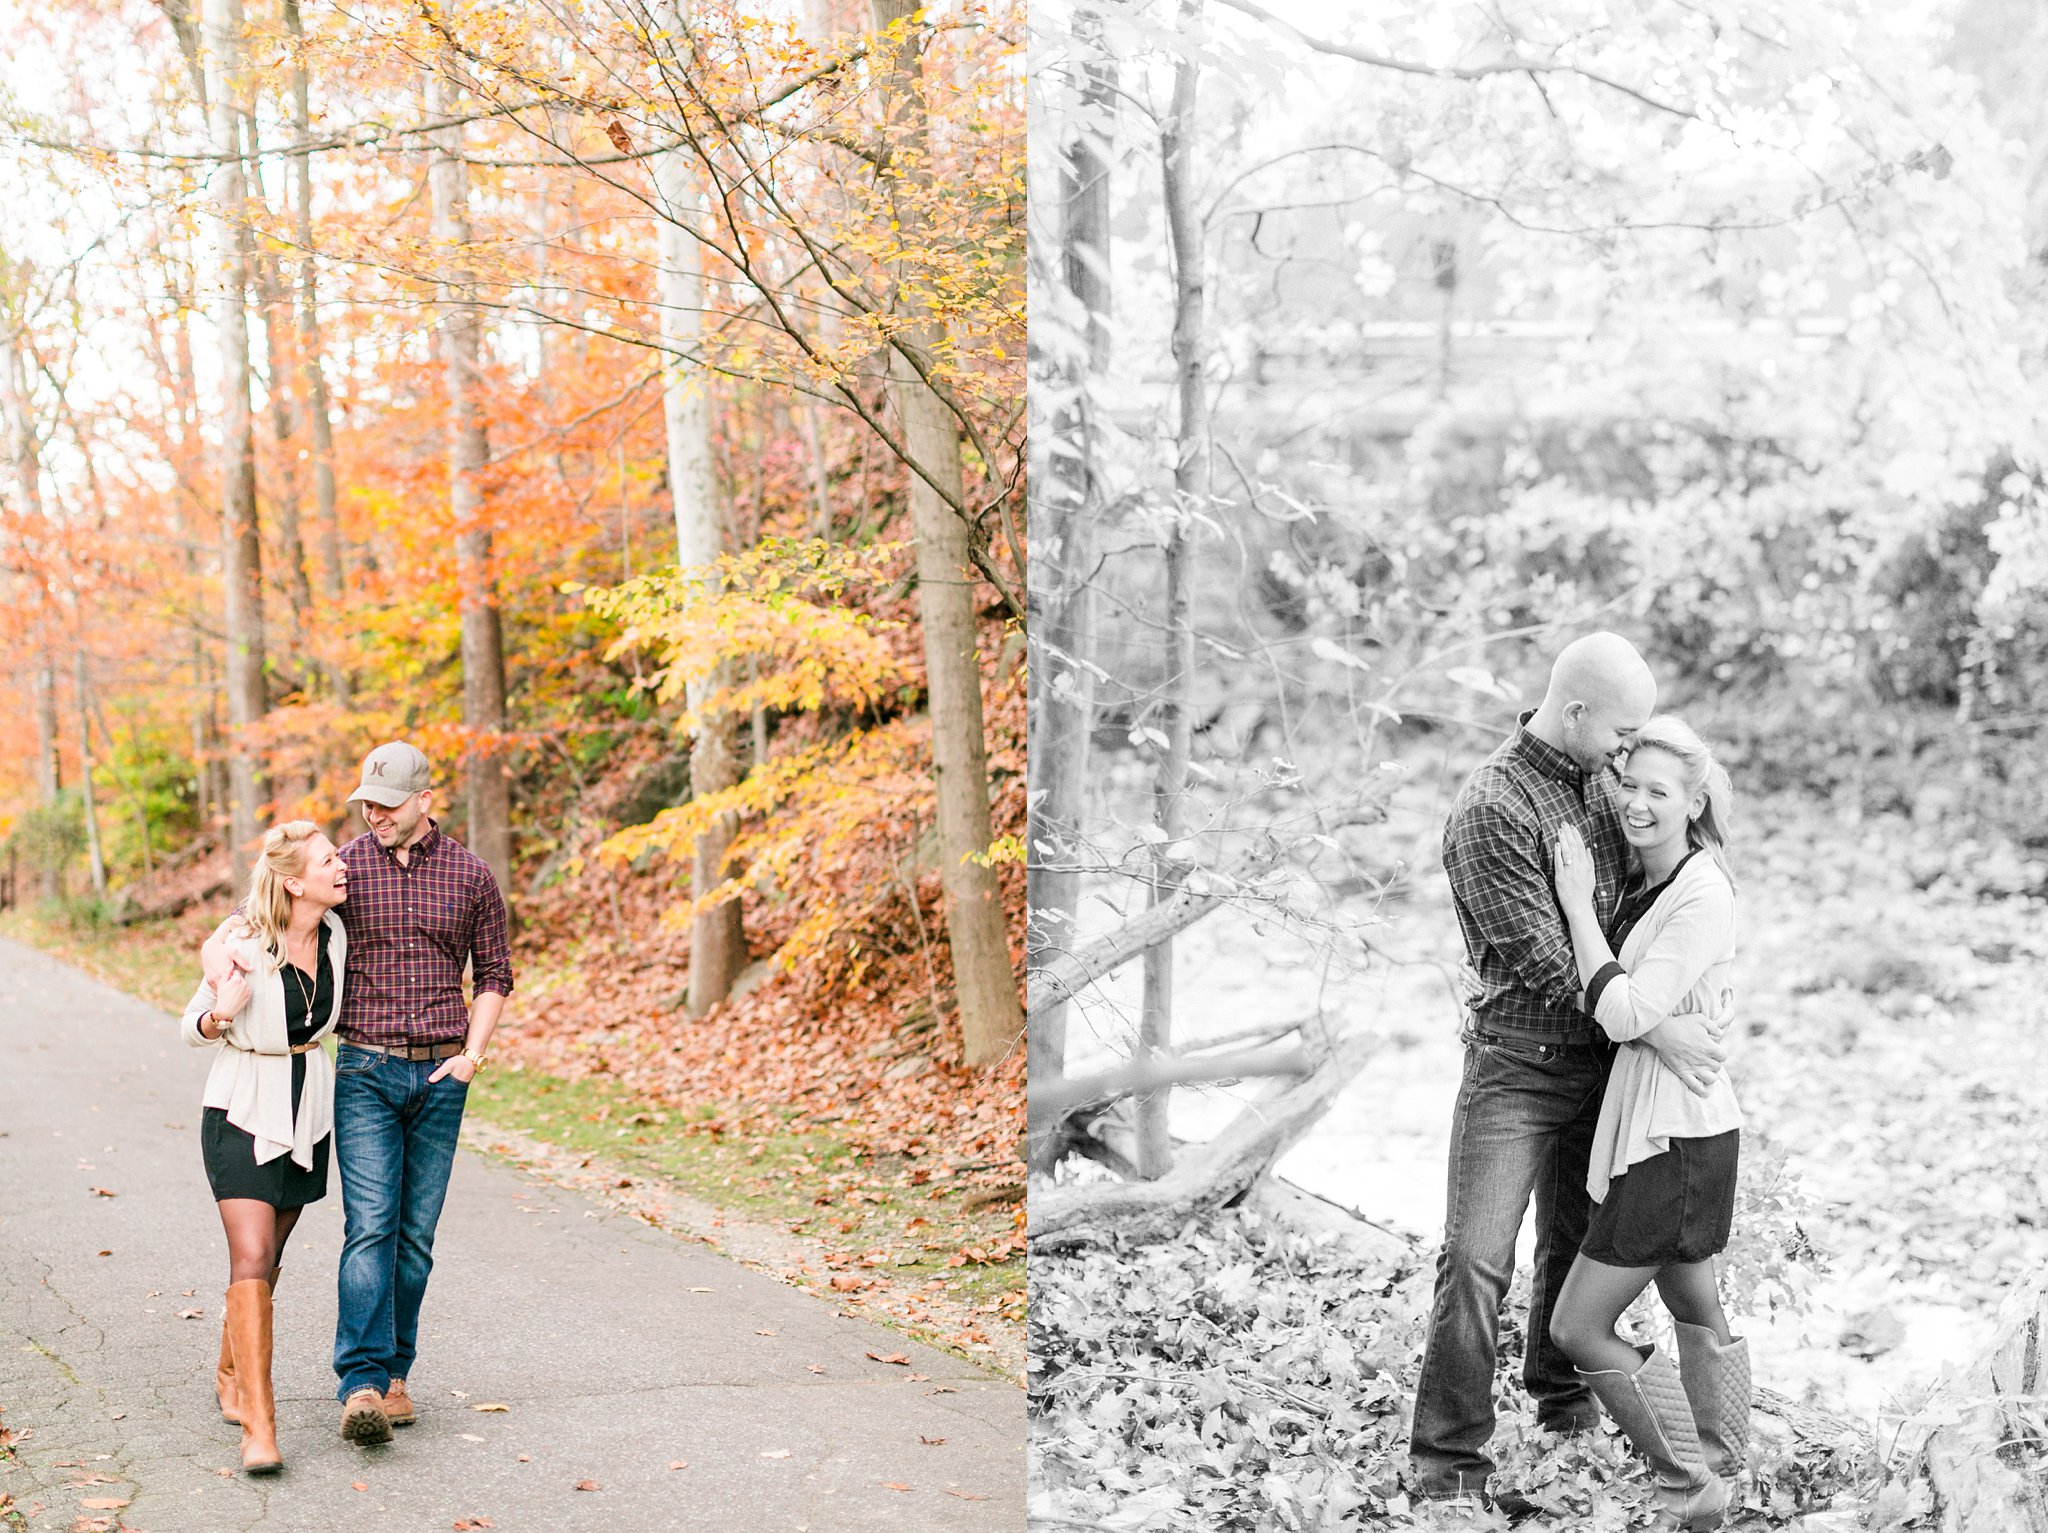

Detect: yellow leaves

[586,538,909,727]
[962,833,1022,869]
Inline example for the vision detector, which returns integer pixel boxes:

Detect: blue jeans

[1408,1031,1612,1498]
[331,1044,468,1401]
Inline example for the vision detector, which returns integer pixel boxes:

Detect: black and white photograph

[1027,0,2048,1527]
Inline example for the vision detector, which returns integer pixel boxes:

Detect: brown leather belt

[339,1038,464,1062]
[223,1036,326,1055]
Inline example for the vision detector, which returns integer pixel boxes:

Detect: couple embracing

[1411,633,1748,1530]
[178,742,512,1474]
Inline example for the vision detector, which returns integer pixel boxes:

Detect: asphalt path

[0,936,1022,1532]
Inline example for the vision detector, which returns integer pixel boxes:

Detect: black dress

[200,923,333,1208]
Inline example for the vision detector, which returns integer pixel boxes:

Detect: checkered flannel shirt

[334,820,513,1045]
[1442,712,1629,1044]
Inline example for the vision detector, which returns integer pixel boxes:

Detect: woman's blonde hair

[1626,715,1737,890]
[243,820,324,967]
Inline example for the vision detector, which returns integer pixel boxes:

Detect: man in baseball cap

[204,739,513,1445]
[345,741,432,809]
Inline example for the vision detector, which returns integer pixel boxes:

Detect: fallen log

[1241,1174,1416,1269]
[1028,1025,1380,1251]
[1026,879,1225,1022]
[1032,1042,1313,1121]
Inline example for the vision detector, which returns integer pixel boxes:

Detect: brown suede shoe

[382,1377,416,1427]
[340,1387,393,1445]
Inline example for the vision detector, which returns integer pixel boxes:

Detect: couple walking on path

[1410,632,1751,1531]
[181,741,511,1474]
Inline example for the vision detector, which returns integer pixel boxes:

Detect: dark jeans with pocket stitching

[1407,1029,1612,1498]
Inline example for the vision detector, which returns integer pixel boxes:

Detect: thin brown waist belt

[337,1037,464,1061]
[222,1037,325,1055]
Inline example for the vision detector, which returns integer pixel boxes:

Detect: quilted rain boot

[1674,1321,1752,1501]
[1576,1346,1726,1531]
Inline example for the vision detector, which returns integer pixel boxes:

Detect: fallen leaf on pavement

[755,1328,776,1336]
[175,1309,203,1320]
[470,1403,510,1412]
[88,1187,116,1198]
[878,1482,912,1492]
[352,1482,368,1492]
[214,1469,235,1478]
[574,1480,600,1492]
[806,1364,825,1374]
[865,1352,910,1365]
[760,1449,792,1460]
[96,1251,111,1258]
[668,1460,687,1470]
[945,1489,990,1501]
[516,1454,530,1463]
[454,1519,495,1531]
[80,1499,130,1510]
[919,1436,945,1446]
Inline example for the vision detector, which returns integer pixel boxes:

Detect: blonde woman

[180,822,349,1474]
[1548,717,1745,1532]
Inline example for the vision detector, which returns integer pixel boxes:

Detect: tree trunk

[1026,0,1116,1151]
[245,110,313,672]
[427,70,512,890]
[871,0,1024,1071]
[1136,0,1207,1176]
[649,10,747,1013]
[73,647,107,901]
[203,0,268,894]
[285,0,347,701]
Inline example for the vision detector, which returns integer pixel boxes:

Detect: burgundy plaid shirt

[334,820,513,1045]
[1443,712,1630,1044]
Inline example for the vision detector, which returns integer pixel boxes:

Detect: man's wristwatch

[461,1047,487,1071]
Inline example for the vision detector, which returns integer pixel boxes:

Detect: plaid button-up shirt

[1443,712,1629,1044]
[334,820,513,1045]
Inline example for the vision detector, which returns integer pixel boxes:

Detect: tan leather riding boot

[225,1278,282,1474]
[215,1314,239,1425]
[216,1266,278,1426]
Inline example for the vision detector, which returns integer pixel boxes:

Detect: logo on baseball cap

[346,741,432,808]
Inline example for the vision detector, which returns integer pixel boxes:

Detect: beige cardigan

[1586,852,1743,1202]
[180,912,347,1171]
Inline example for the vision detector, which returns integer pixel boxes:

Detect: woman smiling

[180,821,349,1475]
[1546,717,1746,1532]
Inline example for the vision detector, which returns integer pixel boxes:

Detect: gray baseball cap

[346,741,432,807]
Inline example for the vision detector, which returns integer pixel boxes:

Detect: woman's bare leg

[1549,1252,1659,1374]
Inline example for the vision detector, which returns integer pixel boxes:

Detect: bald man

[1408,633,1727,1513]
